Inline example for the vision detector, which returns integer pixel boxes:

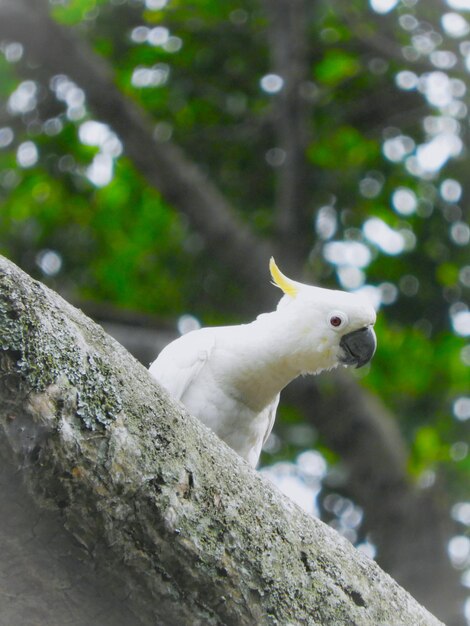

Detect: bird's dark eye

[328,311,348,330]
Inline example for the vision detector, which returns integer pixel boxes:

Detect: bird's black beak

[339,326,377,369]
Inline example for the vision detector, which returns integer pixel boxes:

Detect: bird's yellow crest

[269,257,299,298]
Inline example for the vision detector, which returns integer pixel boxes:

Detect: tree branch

[0,460,144,626]
[284,373,466,625]
[262,0,313,259]
[0,255,444,626]
[86,310,466,625]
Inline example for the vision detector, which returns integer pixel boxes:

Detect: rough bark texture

[284,374,465,625]
[92,306,467,625]
[0,256,445,625]
[0,461,144,626]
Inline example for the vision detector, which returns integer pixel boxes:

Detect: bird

[149,258,377,467]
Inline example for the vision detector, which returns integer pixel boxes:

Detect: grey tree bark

[0,255,445,626]
[94,309,466,626]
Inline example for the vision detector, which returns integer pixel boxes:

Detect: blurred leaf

[314,49,361,86]
[436,262,459,287]
[308,126,379,169]
[51,0,109,25]
[410,426,448,475]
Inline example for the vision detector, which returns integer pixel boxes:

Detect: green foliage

[314,49,361,86]
[51,0,110,25]
[308,126,379,169]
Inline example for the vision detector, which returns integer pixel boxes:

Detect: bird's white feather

[150,324,282,466]
[149,328,216,402]
[150,258,377,467]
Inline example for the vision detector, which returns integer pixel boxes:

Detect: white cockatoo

[150,258,377,467]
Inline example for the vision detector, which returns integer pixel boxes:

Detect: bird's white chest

[180,366,275,467]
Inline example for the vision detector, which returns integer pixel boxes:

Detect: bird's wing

[149,328,216,401]
[262,393,280,446]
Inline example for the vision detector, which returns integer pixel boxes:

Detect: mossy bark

[0,256,443,626]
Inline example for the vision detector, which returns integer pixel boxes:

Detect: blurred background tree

[0,0,468,623]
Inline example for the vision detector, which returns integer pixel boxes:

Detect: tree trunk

[0,255,444,625]
[88,305,467,626]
